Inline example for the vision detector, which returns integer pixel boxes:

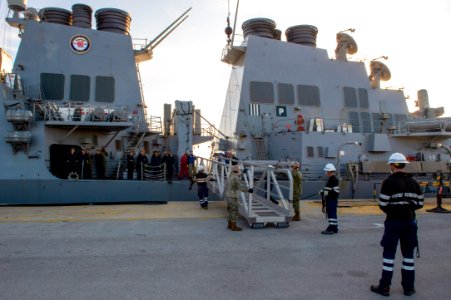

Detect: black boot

[404,288,416,296]
[370,284,390,296]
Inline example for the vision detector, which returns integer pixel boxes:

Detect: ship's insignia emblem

[70,35,91,54]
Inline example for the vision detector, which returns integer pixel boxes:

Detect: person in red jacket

[178,151,189,179]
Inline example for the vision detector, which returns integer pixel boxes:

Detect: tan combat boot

[230,222,242,231]
[227,221,232,229]
[292,213,301,221]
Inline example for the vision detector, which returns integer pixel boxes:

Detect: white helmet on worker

[387,152,409,164]
[323,163,336,172]
[198,165,205,171]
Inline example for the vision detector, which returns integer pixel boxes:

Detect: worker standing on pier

[370,152,423,297]
[224,165,253,231]
[291,161,303,221]
[321,163,339,234]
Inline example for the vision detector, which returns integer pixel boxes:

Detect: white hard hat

[323,163,336,172]
[198,165,205,171]
[387,152,409,164]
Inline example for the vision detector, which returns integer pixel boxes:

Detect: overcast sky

[2,0,451,126]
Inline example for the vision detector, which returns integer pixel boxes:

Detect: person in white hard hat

[320,163,340,234]
[190,164,210,209]
[370,152,423,297]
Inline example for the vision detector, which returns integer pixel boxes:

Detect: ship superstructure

[0,1,211,204]
[218,18,451,199]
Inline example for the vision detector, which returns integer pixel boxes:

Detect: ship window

[277,83,294,104]
[40,73,65,100]
[348,111,360,133]
[306,146,314,158]
[317,146,324,158]
[343,87,357,108]
[372,113,381,133]
[70,75,90,102]
[250,81,274,104]
[358,88,369,108]
[360,112,371,132]
[95,76,115,102]
[297,85,320,106]
[249,103,260,116]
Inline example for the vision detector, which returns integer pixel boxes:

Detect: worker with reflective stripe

[191,165,211,209]
[371,152,424,297]
[321,163,340,234]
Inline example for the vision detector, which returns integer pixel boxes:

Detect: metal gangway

[198,157,294,228]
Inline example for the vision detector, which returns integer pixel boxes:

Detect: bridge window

[70,75,90,102]
[343,87,357,108]
[297,85,320,106]
[372,113,381,133]
[277,83,294,104]
[95,76,115,103]
[361,112,372,132]
[358,88,369,108]
[40,73,65,100]
[250,81,274,104]
[348,111,360,133]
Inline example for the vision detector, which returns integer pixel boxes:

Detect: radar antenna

[369,56,391,89]
[335,29,357,61]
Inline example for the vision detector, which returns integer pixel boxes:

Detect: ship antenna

[225,0,240,48]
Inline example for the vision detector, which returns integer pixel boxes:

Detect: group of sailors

[65,147,108,179]
[125,149,175,181]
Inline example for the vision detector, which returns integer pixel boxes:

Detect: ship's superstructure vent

[39,7,72,26]
[72,4,92,29]
[285,25,318,47]
[242,18,277,40]
[95,8,131,35]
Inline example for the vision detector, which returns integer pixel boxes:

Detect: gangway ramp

[239,194,291,228]
[199,157,293,229]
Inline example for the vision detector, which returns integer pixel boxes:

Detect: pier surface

[1,199,450,299]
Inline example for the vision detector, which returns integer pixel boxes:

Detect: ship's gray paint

[219,34,451,199]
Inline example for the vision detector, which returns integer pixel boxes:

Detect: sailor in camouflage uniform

[291,161,303,221]
[224,165,253,231]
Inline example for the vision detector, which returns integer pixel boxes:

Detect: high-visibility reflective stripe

[383,258,394,264]
[403,258,414,263]
[383,266,394,271]
[379,193,390,200]
[379,200,388,206]
[402,265,415,271]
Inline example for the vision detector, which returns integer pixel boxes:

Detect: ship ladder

[238,165,292,228]
[254,137,268,160]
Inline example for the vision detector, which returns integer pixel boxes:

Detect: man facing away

[321,163,340,234]
[370,152,424,297]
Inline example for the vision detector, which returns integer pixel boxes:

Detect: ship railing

[197,156,292,214]
[145,115,163,133]
[37,101,131,123]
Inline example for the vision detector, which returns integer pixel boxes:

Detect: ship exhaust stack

[242,18,277,40]
[285,25,318,47]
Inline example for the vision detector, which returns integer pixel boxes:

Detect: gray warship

[0,1,212,205]
[216,16,451,200]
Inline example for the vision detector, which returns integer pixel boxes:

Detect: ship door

[49,144,81,179]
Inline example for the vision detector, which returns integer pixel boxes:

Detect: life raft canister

[296,114,305,131]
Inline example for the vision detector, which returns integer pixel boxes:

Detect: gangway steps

[239,194,291,228]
